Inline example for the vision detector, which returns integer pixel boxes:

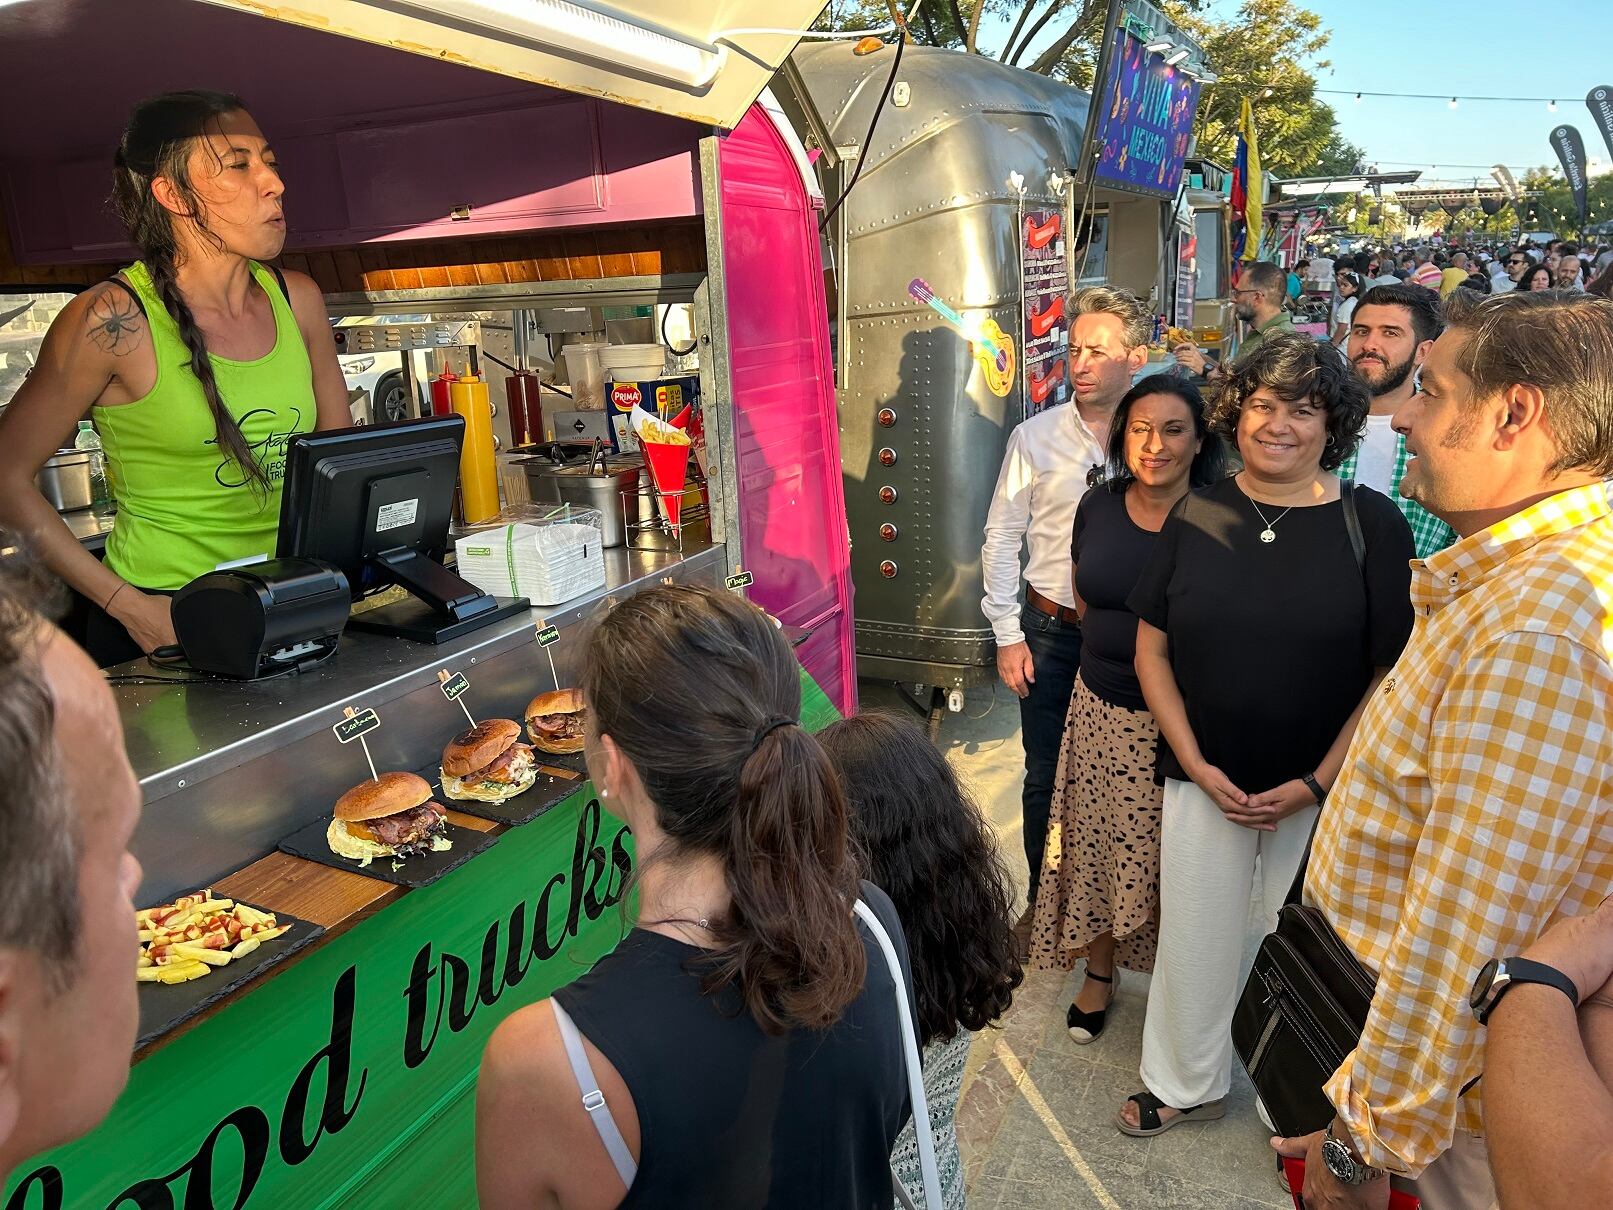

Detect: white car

[339,349,433,424]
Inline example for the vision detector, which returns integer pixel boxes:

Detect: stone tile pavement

[859,681,1291,1210]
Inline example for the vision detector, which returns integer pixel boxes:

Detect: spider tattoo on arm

[85,287,145,356]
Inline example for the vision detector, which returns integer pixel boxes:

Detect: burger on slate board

[440,719,537,803]
[525,689,586,755]
[326,772,452,865]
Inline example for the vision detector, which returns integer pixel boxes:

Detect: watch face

[1470,957,1502,1013]
[1322,1137,1358,1182]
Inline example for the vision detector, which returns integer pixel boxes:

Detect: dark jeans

[1017,602,1082,896]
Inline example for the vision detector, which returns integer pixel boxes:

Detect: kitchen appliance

[35,448,95,513]
[171,558,350,679]
[545,408,615,447]
[523,443,644,548]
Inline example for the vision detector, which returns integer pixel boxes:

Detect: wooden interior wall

[0,220,707,292]
[282,221,706,293]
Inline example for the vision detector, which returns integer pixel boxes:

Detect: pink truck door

[717,104,857,717]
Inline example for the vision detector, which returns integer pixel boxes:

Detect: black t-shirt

[1071,484,1163,710]
[553,881,914,1209]
[1127,477,1414,794]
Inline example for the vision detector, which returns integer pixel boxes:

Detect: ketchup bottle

[430,362,459,418]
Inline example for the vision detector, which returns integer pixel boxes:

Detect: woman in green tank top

[0,91,352,665]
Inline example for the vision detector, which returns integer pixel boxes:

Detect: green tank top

[95,260,316,590]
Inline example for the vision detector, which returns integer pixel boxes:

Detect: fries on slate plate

[135,890,290,985]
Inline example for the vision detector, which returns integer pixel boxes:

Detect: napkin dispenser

[171,558,351,679]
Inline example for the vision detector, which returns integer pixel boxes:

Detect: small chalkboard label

[726,571,754,590]
[333,708,380,744]
[439,671,470,702]
[536,625,561,647]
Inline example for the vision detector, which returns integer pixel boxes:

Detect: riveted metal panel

[796,43,1091,677]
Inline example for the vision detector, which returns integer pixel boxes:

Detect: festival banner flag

[1587,86,1613,162]
[1550,125,1590,222]
[1238,98,1262,262]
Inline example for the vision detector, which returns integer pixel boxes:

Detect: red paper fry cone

[642,439,690,530]
[669,404,693,430]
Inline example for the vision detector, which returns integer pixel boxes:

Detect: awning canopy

[195,0,831,130]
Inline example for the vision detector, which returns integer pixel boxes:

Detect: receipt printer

[172,559,351,679]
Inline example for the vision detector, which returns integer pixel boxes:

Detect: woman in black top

[476,585,914,1209]
[1115,336,1415,1137]
[1029,375,1223,1047]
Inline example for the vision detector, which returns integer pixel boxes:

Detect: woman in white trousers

[1115,334,1415,1135]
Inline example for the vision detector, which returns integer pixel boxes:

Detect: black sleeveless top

[553,882,915,1208]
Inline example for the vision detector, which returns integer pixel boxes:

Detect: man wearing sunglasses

[1491,249,1534,295]
[1172,261,1292,381]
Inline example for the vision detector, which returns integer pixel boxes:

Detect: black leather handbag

[1230,481,1378,1138]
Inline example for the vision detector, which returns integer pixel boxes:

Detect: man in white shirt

[1336,283,1457,558]
[982,285,1148,953]
[1491,247,1532,294]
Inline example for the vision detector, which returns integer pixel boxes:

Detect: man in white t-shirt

[1336,283,1457,558]
[982,285,1148,955]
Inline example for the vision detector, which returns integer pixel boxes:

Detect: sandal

[1066,970,1115,1045]
[1113,1090,1226,1137]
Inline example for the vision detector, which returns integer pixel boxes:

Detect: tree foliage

[814,0,1360,178]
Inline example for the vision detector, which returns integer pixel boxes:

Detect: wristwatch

[1322,1120,1385,1185]
[1301,773,1327,805]
[1469,956,1580,1025]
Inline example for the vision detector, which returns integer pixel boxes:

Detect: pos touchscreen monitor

[277,415,528,643]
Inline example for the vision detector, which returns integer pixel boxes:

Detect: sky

[973,0,1612,187]
[1296,0,1611,185]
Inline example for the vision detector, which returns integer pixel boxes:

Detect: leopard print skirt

[1028,673,1163,974]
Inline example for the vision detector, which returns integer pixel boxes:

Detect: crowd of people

[4,258,1613,1210]
[988,276,1613,1209]
[1326,237,1613,304]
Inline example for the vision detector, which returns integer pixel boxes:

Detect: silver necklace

[1248,496,1295,544]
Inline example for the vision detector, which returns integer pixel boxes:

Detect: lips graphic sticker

[1029,359,1067,404]
[1029,295,1065,338]
[1025,213,1061,249]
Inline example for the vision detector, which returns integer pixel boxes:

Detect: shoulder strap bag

[1230,480,1376,1137]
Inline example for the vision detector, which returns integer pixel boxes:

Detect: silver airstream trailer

[794,39,1206,717]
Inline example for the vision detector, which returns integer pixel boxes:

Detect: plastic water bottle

[74,420,113,516]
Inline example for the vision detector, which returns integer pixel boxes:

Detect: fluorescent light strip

[375,0,725,90]
[1164,47,1190,66]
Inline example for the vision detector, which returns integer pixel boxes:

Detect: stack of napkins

[455,518,605,607]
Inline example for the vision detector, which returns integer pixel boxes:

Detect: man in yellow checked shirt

[1273,291,1613,1209]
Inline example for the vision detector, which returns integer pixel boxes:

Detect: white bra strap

[550,998,638,1188]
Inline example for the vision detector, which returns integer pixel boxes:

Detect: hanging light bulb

[1448,97,1459,109]
[1548,100,1558,112]
[1354,92,1362,102]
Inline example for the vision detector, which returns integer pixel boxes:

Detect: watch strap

[1479,957,1580,1024]
[1302,773,1327,805]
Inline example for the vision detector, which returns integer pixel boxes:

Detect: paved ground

[858,680,1290,1210]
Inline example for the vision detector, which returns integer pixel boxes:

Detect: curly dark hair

[1099,373,1226,490]
[1209,334,1369,472]
[818,713,1022,1047]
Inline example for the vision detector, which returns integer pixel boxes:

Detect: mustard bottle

[449,370,500,524]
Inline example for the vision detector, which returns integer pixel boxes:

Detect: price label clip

[726,568,754,592]
[333,706,381,781]
[438,669,476,727]
[536,619,561,687]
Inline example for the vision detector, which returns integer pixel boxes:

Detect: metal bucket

[524,449,643,548]
[36,449,94,512]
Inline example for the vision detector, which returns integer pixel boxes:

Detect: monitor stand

[346,547,529,644]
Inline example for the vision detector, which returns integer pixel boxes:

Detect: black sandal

[1065,970,1114,1044]
[1114,1090,1226,1137]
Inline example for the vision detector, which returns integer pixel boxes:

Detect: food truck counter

[64,506,115,552]
[121,539,722,907]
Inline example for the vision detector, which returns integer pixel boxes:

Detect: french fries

[135,888,290,985]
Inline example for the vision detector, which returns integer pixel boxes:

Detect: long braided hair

[111,91,271,495]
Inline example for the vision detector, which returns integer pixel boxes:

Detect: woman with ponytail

[0,91,350,666]
[477,584,916,1210]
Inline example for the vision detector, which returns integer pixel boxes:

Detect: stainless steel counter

[63,507,115,552]
[119,540,723,903]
